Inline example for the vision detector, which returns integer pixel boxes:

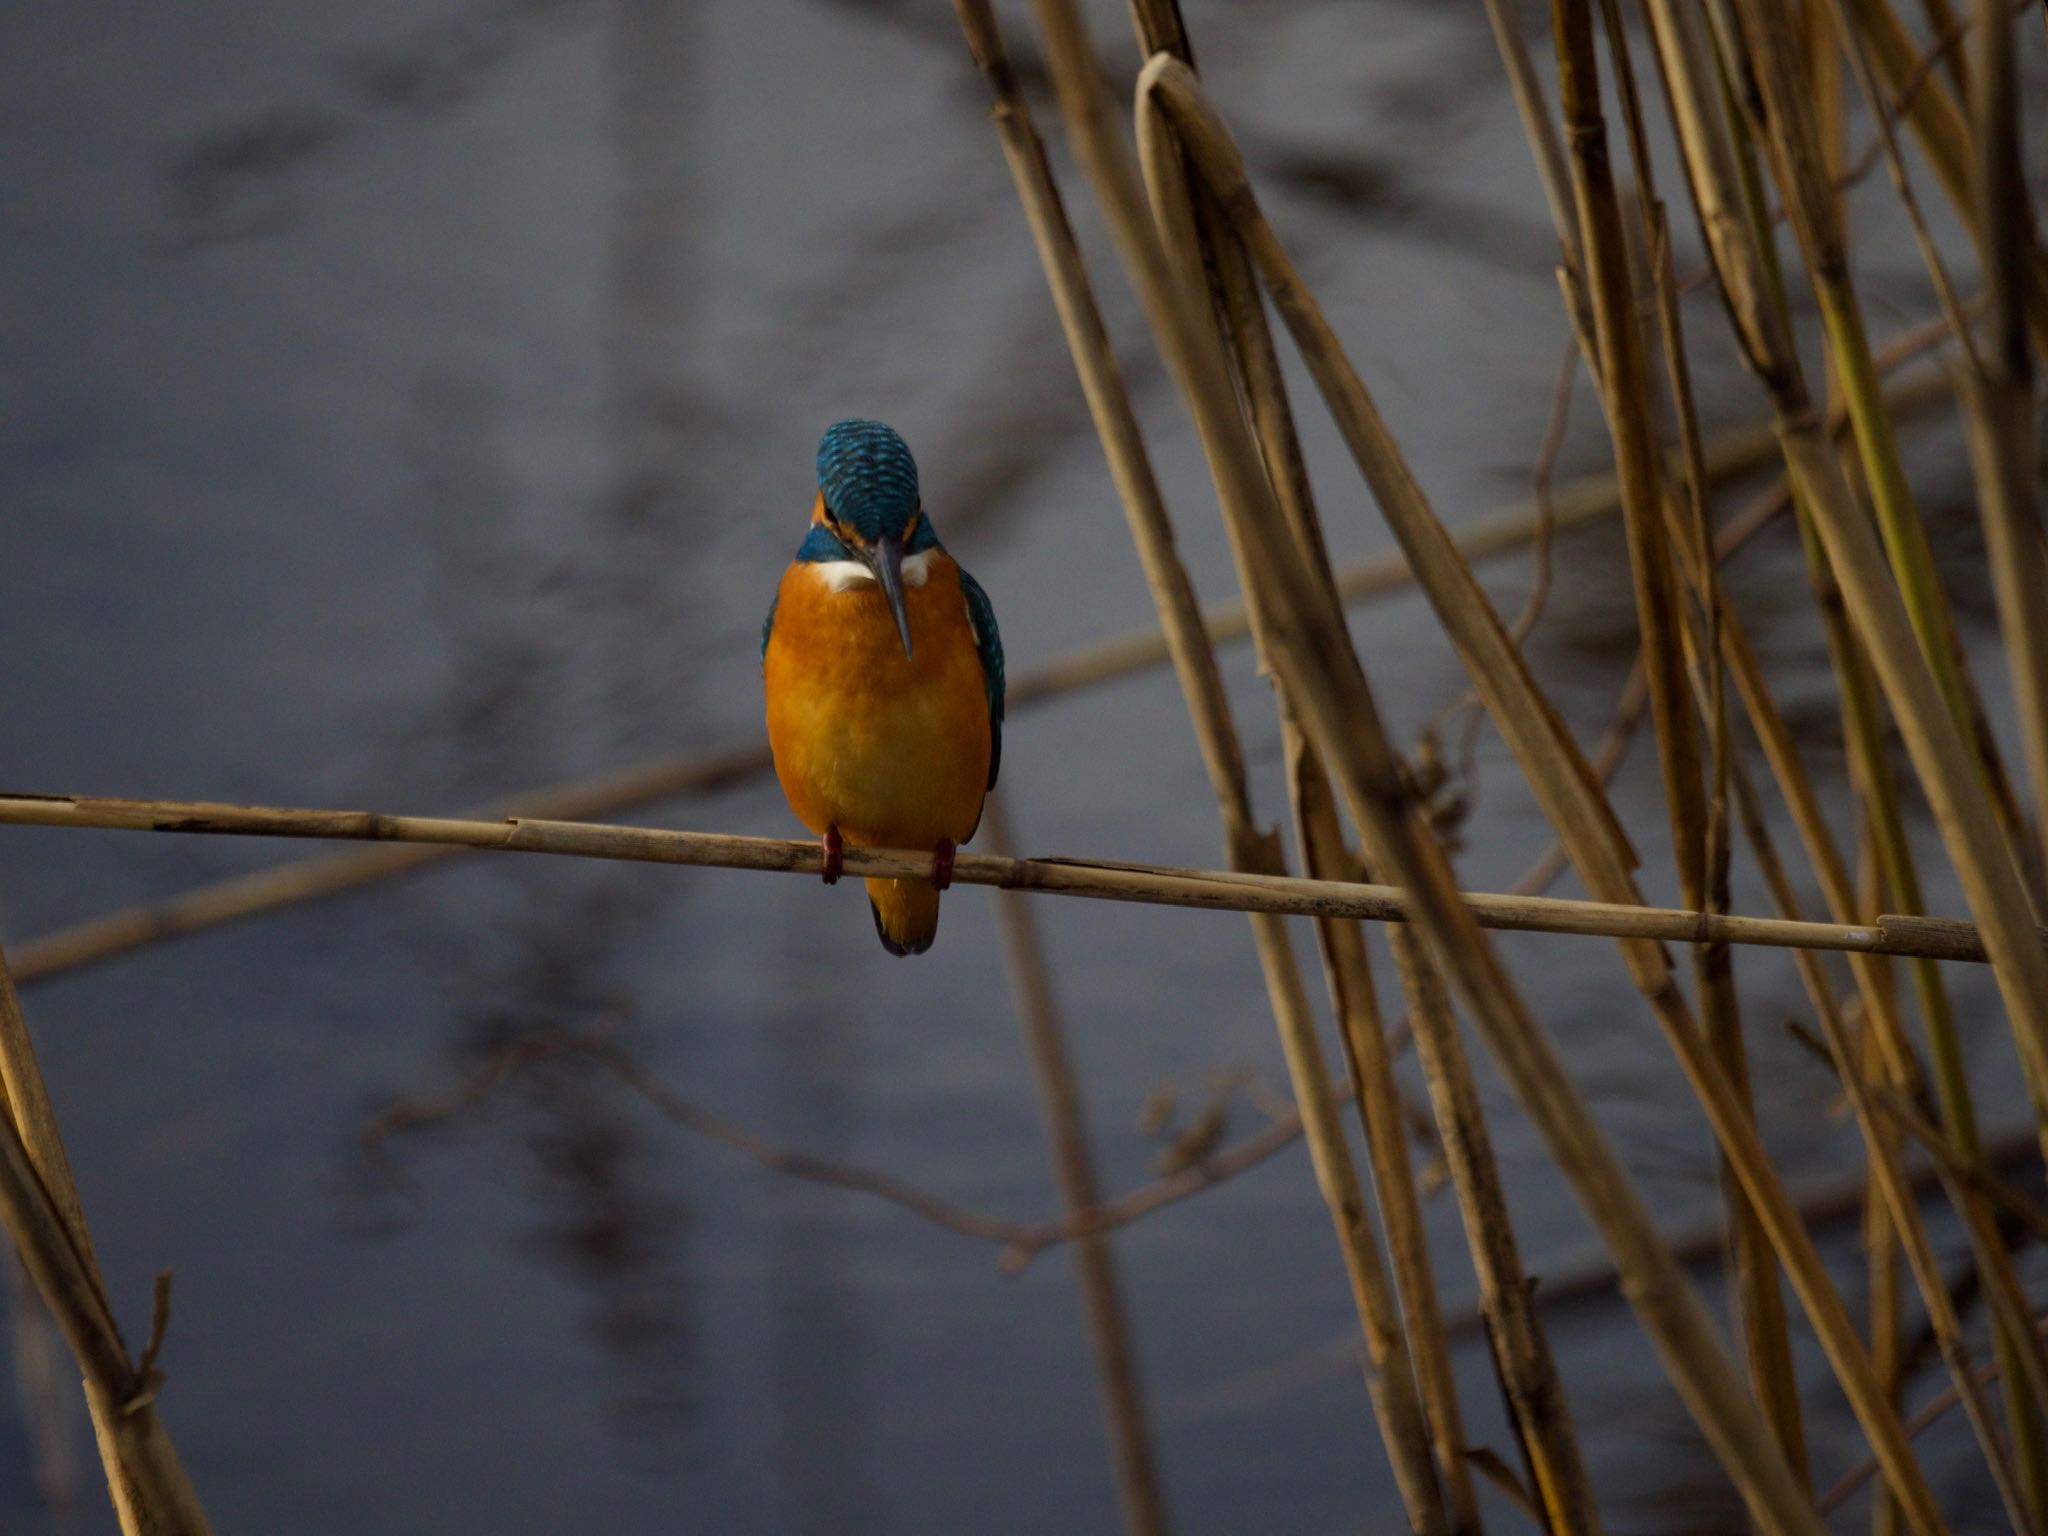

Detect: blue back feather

[960,565,1004,791]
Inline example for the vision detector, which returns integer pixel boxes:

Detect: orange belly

[763,556,992,852]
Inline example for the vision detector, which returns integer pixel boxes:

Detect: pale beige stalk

[953,4,1450,1526]
[0,944,210,1534]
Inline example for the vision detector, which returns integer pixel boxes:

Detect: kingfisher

[762,419,1004,956]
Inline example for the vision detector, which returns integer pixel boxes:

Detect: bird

[762,419,1004,956]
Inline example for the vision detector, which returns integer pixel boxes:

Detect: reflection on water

[765,961,879,1535]
[0,0,2035,1531]
[162,0,597,252]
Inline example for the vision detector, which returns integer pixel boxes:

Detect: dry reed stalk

[1853,0,2048,1502]
[1709,5,2048,1506]
[954,6,1450,1526]
[1720,622,2048,1536]
[1661,354,2043,1527]
[1687,9,2048,1515]
[1124,9,1482,1517]
[1963,0,2048,938]
[1724,86,1991,1335]
[11,790,2048,964]
[1725,3,2019,847]
[1725,729,2037,1525]
[1478,0,1595,359]
[1046,14,1824,1525]
[1800,33,1905,1525]
[1132,60,1635,904]
[1655,88,2031,1522]
[0,945,208,1534]
[1571,0,1807,1474]
[982,799,1171,1536]
[1384,923,1601,1536]
[1856,818,1906,1536]
[1283,740,1482,1535]
[1826,2,1983,364]
[1658,0,2048,1294]
[1834,0,2048,353]
[1916,0,1973,92]
[1559,322,1947,978]
[1648,414,2048,1502]
[1139,56,1942,1533]
[1822,1319,2048,1517]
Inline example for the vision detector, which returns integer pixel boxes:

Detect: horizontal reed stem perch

[2,362,1952,990]
[0,792,2018,964]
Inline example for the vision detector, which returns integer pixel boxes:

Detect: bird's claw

[821,826,844,885]
[932,838,956,892]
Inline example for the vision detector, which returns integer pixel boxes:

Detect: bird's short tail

[866,877,940,956]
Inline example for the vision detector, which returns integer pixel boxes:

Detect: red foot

[931,838,956,892]
[821,826,844,885]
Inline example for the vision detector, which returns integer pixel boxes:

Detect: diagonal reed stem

[955,5,1449,1525]
[1139,54,1947,1534]
[1559,0,1808,1476]
[1124,6,1482,1518]
[1034,5,1828,1521]
[0,943,209,1534]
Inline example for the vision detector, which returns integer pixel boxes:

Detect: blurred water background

[1,0,2041,1530]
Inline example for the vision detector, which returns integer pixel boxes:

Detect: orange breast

[763,552,993,851]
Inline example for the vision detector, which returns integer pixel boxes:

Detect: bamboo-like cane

[1720,781,2036,1532]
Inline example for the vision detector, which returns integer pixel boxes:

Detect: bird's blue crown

[817,419,920,543]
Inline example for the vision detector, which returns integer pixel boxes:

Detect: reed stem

[984,799,1172,1536]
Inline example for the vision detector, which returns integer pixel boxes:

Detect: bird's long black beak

[872,534,913,660]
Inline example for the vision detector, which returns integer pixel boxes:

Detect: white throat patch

[811,549,937,593]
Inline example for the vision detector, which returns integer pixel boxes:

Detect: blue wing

[760,586,779,664]
[959,565,1004,791]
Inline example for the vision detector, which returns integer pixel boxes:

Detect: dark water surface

[2,1,2039,1531]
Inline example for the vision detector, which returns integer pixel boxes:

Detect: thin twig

[364,1032,1032,1248]
[365,1024,2048,1312]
